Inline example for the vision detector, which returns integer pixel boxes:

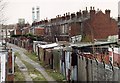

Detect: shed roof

[71,41,117,48]
[38,43,58,49]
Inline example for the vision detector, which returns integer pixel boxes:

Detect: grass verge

[25,51,66,81]
[24,52,40,63]
[15,52,47,82]
[46,69,66,81]
[14,52,25,82]
[14,63,25,82]
[22,60,47,82]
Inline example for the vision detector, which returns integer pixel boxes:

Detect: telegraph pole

[5,25,7,49]
[1,24,3,46]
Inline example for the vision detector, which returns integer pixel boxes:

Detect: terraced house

[31,7,118,42]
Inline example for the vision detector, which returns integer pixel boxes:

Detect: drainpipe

[111,46,114,64]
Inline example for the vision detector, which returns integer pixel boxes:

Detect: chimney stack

[76,10,81,18]
[105,9,111,18]
[90,6,95,18]
[82,7,88,18]
[71,13,76,19]
[66,13,70,20]
[62,14,65,21]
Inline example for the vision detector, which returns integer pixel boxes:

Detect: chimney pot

[90,6,92,10]
[66,13,67,16]
[97,8,99,11]
[86,7,87,11]
[82,10,87,17]
[90,7,96,18]
[79,10,81,13]
[68,12,70,15]
[66,14,70,20]
[71,13,76,19]
[76,11,81,18]
[118,16,120,22]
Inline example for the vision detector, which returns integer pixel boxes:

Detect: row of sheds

[33,41,73,81]
[33,41,118,81]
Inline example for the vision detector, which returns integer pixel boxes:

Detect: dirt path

[9,43,56,82]
[15,57,33,83]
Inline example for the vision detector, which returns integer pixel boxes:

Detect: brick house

[22,27,29,35]
[118,16,120,39]
[14,23,22,35]
[31,20,47,36]
[34,28,44,36]
[14,23,30,35]
[31,7,118,42]
[21,23,30,35]
[44,13,82,42]
[83,7,118,41]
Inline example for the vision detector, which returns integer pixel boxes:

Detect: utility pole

[1,24,3,46]
[5,25,7,49]
[1,24,7,49]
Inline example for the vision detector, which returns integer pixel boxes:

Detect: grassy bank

[14,63,25,82]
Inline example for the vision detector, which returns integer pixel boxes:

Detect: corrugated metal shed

[38,43,58,49]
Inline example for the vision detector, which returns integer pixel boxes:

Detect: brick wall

[69,22,81,37]
[34,28,44,36]
[83,10,118,41]
[16,29,22,35]
[7,49,14,82]
[22,27,29,35]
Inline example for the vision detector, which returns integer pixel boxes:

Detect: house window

[61,25,65,34]
[61,24,68,34]
[49,28,51,35]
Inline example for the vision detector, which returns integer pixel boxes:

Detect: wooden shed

[37,43,59,68]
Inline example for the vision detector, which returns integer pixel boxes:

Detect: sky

[2,0,119,24]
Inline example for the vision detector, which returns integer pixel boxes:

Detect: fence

[78,55,120,82]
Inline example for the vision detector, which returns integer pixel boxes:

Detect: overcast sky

[3,0,119,24]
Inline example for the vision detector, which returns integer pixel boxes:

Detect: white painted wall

[0,53,6,82]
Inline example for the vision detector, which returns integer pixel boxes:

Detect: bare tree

[0,0,8,48]
[0,0,7,23]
